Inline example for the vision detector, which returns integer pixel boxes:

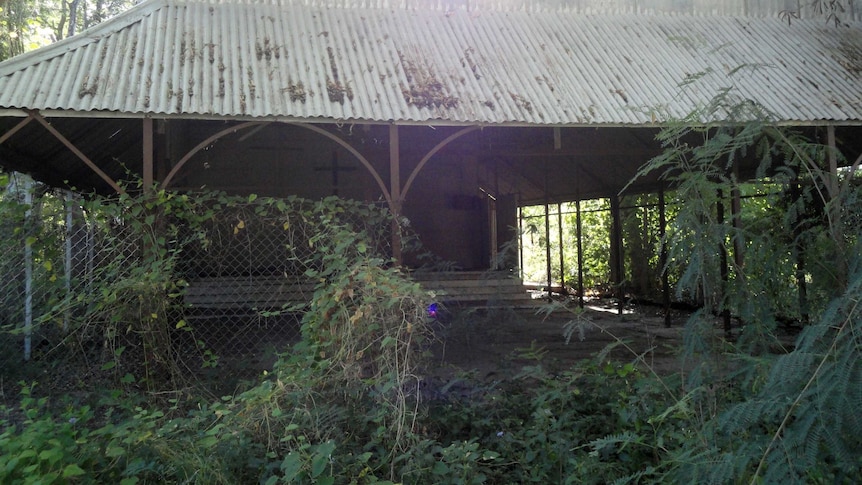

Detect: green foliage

[2,183,702,484]
[0,187,429,483]
[521,194,678,299]
[0,383,95,484]
[627,81,862,482]
[620,193,672,299]
[417,351,693,484]
[690,255,862,483]
[521,200,614,290]
[633,86,858,325]
[1,0,136,62]
[1,0,38,59]
[0,381,261,484]
[226,201,435,482]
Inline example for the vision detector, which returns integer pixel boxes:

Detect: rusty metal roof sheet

[0,0,860,126]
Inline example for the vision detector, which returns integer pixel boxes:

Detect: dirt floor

[429,297,692,380]
[0,297,693,409]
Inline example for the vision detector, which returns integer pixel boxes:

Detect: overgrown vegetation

[2,77,862,484]
[518,81,862,482]
[628,87,862,483]
[0,186,437,483]
[521,200,614,291]
[520,196,677,300]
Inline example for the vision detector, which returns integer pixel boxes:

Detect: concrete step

[185,271,536,310]
[413,270,537,308]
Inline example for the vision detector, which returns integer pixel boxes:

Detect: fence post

[64,190,74,332]
[558,203,565,295]
[22,177,33,361]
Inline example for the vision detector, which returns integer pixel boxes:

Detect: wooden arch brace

[161,121,482,229]
[30,111,126,194]
[401,126,481,199]
[0,112,34,145]
[288,124,481,264]
[162,121,267,189]
[291,123,393,210]
[161,121,396,209]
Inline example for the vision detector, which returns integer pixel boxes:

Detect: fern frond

[587,431,643,457]
[705,451,751,485]
[760,444,797,484]
[719,396,787,432]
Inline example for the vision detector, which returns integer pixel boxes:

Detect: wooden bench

[184,275,316,310]
[184,271,536,311]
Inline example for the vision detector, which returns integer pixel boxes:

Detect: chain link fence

[176,196,393,373]
[0,181,393,384]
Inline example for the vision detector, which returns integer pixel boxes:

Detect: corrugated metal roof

[0,0,860,125]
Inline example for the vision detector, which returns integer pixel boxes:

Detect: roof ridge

[109,0,862,19]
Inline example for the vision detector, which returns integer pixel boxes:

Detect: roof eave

[3,107,860,129]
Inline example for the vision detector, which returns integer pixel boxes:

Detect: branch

[840,151,862,196]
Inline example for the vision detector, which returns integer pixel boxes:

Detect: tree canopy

[1,0,135,61]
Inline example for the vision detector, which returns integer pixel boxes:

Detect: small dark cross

[314,150,356,196]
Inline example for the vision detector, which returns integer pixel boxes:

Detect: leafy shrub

[0,384,97,484]
[231,198,436,482]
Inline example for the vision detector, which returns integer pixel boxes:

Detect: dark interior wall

[169,122,380,201]
[401,153,490,270]
[164,121,496,270]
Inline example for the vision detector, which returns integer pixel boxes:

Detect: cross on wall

[314,150,357,196]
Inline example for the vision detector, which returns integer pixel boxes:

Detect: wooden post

[155,119,169,183]
[518,205,524,280]
[731,162,744,270]
[544,164,552,300]
[544,200,552,300]
[558,203,566,295]
[576,199,585,308]
[610,195,624,315]
[492,157,499,270]
[143,117,154,193]
[730,164,746,331]
[389,125,402,265]
[659,189,671,327]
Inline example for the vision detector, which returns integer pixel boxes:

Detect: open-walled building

[1,0,861,322]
